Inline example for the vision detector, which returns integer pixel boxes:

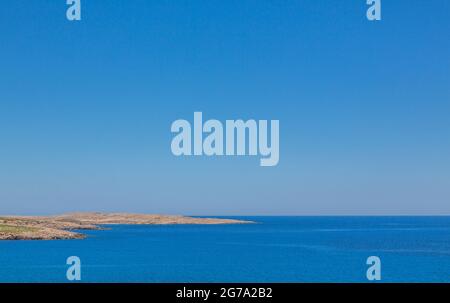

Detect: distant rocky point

[0,213,254,240]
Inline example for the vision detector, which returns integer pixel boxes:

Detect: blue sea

[1,217,450,283]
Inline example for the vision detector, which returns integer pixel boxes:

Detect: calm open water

[1,216,450,282]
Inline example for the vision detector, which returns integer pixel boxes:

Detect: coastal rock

[0,213,253,240]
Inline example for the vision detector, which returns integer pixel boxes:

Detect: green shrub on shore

[0,224,36,233]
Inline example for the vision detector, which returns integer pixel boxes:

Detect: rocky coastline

[0,213,253,240]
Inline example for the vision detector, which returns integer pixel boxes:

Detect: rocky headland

[0,213,253,240]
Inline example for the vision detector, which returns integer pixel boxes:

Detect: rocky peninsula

[0,213,253,240]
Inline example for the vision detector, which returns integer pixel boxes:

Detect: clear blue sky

[0,1,449,215]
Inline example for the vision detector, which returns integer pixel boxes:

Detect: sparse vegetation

[0,224,36,233]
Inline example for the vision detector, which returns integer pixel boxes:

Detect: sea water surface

[1,216,450,282]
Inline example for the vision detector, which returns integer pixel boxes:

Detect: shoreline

[0,212,254,240]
